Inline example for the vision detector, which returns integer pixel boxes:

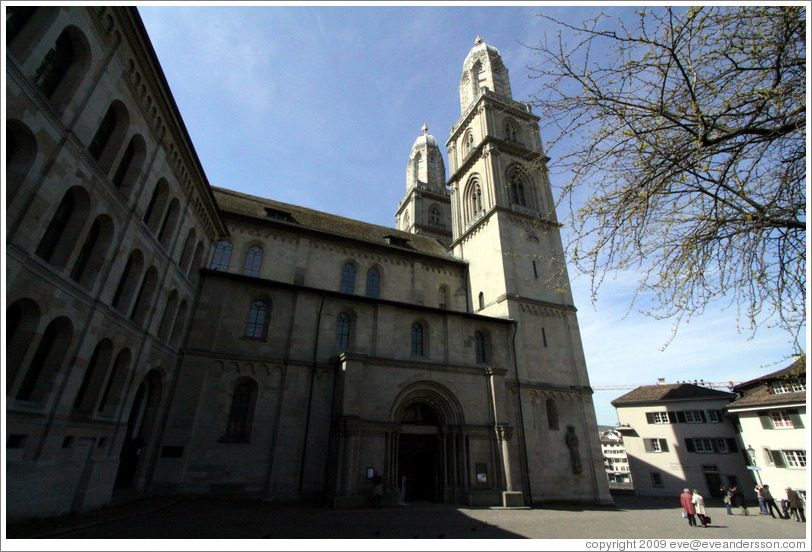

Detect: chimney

[657,378,666,385]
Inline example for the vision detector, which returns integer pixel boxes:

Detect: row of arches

[7,298,131,414]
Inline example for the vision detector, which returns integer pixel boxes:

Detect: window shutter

[667,411,678,423]
[684,438,695,453]
[646,412,655,424]
[770,450,786,468]
[786,409,804,429]
[726,438,738,453]
[659,439,669,452]
[676,411,686,423]
[644,439,654,452]
[759,413,773,429]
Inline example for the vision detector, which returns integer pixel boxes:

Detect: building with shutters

[612,382,753,498]
[5,7,613,522]
[725,358,807,504]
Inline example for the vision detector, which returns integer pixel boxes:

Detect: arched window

[366,268,380,298]
[73,339,113,412]
[130,267,158,325]
[111,135,145,194]
[16,316,73,403]
[243,245,263,277]
[157,198,180,249]
[189,242,205,278]
[439,286,448,310]
[33,29,74,99]
[112,250,144,313]
[170,300,188,347]
[411,323,424,356]
[546,398,559,430]
[245,300,269,338]
[88,104,117,160]
[221,379,257,443]
[6,299,41,391]
[157,290,179,342]
[335,312,351,350]
[429,205,442,227]
[70,214,113,289]
[505,120,518,142]
[478,292,485,310]
[6,120,37,204]
[98,348,131,414]
[509,171,527,207]
[340,263,356,294]
[210,240,232,271]
[36,186,90,268]
[143,179,169,233]
[474,331,486,364]
[464,132,474,155]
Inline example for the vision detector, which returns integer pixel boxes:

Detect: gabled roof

[212,187,462,264]
[726,357,806,411]
[611,383,733,406]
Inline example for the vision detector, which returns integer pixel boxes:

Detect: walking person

[692,489,708,527]
[756,485,768,514]
[761,484,785,518]
[722,486,733,515]
[680,488,697,527]
[786,487,806,522]
[731,486,749,516]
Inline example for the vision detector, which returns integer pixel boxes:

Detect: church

[5,6,612,522]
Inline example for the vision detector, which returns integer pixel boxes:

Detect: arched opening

[398,402,441,503]
[6,120,38,204]
[114,370,162,490]
[6,298,41,392]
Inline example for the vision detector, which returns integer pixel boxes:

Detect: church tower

[446,37,613,505]
[395,125,453,247]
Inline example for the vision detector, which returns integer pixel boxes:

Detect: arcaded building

[5,6,611,521]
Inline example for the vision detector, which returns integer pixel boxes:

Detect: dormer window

[265,207,294,222]
[384,235,410,248]
[772,380,805,394]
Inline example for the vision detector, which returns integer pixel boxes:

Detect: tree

[526,6,806,349]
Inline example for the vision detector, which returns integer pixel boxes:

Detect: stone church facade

[5,7,612,522]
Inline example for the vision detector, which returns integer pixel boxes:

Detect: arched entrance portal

[114,370,162,490]
[390,382,466,504]
[398,403,441,502]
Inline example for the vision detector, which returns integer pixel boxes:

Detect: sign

[746,466,761,471]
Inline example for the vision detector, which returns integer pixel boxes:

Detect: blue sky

[138,3,805,426]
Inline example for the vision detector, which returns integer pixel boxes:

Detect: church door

[397,402,443,502]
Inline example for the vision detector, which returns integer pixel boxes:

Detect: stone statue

[565,425,583,474]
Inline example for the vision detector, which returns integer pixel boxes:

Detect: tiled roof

[727,358,807,410]
[611,383,733,406]
[212,187,462,263]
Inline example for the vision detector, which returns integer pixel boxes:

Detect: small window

[651,472,663,487]
[509,172,527,207]
[439,287,448,310]
[772,380,806,394]
[646,412,671,424]
[411,323,424,356]
[782,450,806,468]
[335,312,351,350]
[340,263,356,294]
[366,268,380,298]
[683,410,705,423]
[546,398,559,431]
[221,380,256,443]
[210,240,232,271]
[429,206,442,227]
[245,300,268,339]
[707,409,723,423]
[644,438,669,453]
[770,410,794,429]
[243,245,263,278]
[478,292,485,310]
[474,331,486,364]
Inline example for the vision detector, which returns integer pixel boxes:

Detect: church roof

[212,187,461,263]
[611,383,734,406]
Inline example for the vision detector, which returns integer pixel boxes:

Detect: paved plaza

[4,494,808,545]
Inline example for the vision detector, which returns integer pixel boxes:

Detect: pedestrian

[785,487,806,522]
[730,486,749,516]
[756,485,768,514]
[692,489,708,527]
[722,486,733,515]
[680,488,697,527]
[761,484,785,518]
[371,469,384,509]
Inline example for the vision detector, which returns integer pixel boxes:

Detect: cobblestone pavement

[4,495,808,546]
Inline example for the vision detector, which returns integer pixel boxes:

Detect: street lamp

[746,445,763,485]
